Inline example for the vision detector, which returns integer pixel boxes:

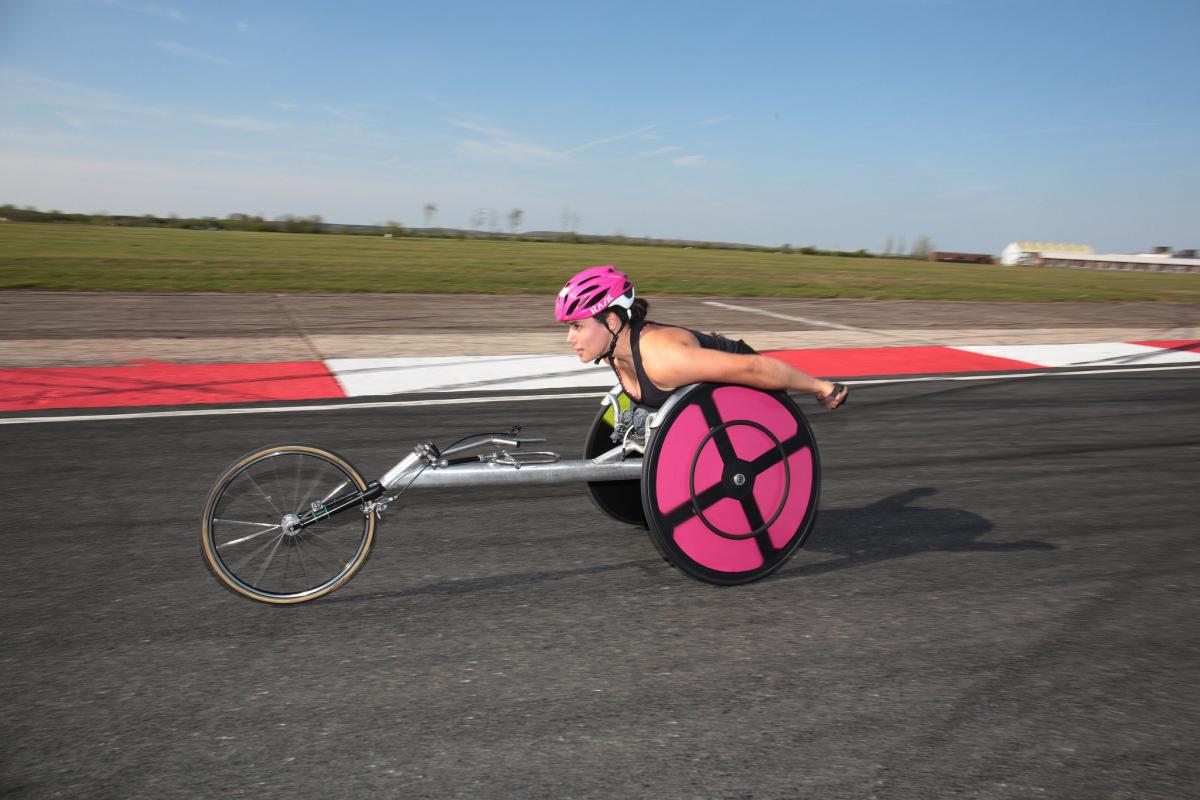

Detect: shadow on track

[319,558,667,605]
[321,487,1052,604]
[775,486,1055,581]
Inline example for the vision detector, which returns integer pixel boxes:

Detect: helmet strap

[593,309,629,365]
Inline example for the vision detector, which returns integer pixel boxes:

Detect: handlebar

[440,433,548,458]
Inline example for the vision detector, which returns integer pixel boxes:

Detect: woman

[555,265,848,410]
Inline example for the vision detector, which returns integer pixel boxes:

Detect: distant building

[929,251,994,264]
[1000,242,1200,274]
[1000,242,1093,266]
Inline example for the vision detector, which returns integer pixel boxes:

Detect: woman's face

[565,315,611,362]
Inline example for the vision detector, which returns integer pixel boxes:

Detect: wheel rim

[642,384,820,584]
[206,450,370,600]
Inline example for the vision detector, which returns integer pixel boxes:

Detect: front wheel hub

[282,513,302,536]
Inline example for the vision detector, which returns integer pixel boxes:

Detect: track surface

[3,371,1199,798]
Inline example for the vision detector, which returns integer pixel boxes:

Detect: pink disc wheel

[640,384,820,584]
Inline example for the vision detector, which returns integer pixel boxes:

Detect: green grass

[2,222,1198,302]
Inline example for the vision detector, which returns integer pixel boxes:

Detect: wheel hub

[281,513,302,537]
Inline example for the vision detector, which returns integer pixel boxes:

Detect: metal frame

[285,383,698,533]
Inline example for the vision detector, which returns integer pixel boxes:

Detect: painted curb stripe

[1,341,1196,413]
[762,345,1037,377]
[325,354,613,396]
[0,360,343,412]
[953,342,1200,369]
[5,364,1200,427]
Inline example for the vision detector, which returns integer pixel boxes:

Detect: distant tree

[508,208,524,234]
[469,208,486,231]
[560,207,581,233]
[422,202,438,228]
[910,234,935,259]
[488,208,498,233]
[780,243,793,253]
[884,235,895,256]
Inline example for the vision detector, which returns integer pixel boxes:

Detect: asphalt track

[2,370,1199,799]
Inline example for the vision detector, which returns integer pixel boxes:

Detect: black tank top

[613,319,756,408]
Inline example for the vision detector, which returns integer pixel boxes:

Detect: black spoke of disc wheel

[697,395,739,466]
[661,395,811,536]
[737,494,779,557]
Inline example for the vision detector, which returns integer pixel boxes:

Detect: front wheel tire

[200,444,376,604]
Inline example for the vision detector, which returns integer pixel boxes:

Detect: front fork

[289,480,385,531]
[286,441,440,532]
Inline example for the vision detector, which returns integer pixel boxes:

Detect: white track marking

[843,363,1200,386]
[2,364,1198,426]
[701,300,937,344]
[0,391,608,425]
[955,342,1200,368]
[326,355,612,396]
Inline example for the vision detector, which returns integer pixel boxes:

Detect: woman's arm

[640,328,836,397]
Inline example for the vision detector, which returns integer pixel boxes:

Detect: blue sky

[1,0,1197,253]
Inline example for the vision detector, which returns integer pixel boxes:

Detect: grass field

[2,222,1197,302]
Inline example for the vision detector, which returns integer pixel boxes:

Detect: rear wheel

[583,392,647,528]
[201,444,375,604]
[640,384,820,584]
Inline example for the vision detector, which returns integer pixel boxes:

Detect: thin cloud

[192,115,284,132]
[565,124,656,154]
[153,40,237,67]
[973,121,1161,139]
[56,113,88,130]
[454,120,568,164]
[942,184,1001,198]
[456,138,565,165]
[637,145,684,158]
[319,104,367,134]
[455,120,510,137]
[700,114,732,126]
[200,149,258,160]
[235,20,249,34]
[102,1,187,22]
[383,157,425,172]
[452,119,657,163]
[144,2,185,21]
[672,155,707,167]
[0,68,173,120]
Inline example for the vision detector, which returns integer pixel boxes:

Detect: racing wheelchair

[201,382,821,603]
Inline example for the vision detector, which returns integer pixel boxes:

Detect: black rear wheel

[583,393,647,528]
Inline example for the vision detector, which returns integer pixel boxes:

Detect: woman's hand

[816,382,849,410]
[640,327,846,409]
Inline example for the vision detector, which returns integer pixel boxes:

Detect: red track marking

[0,360,344,412]
[1,342,1183,413]
[764,346,1037,377]
[1129,340,1200,351]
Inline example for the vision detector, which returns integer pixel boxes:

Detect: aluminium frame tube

[387,457,641,490]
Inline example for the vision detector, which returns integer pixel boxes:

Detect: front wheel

[201,444,376,604]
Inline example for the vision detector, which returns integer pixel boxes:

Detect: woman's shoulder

[638,321,699,355]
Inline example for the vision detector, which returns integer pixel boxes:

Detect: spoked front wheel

[201,444,376,604]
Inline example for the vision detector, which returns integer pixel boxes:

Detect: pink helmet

[554,265,635,322]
